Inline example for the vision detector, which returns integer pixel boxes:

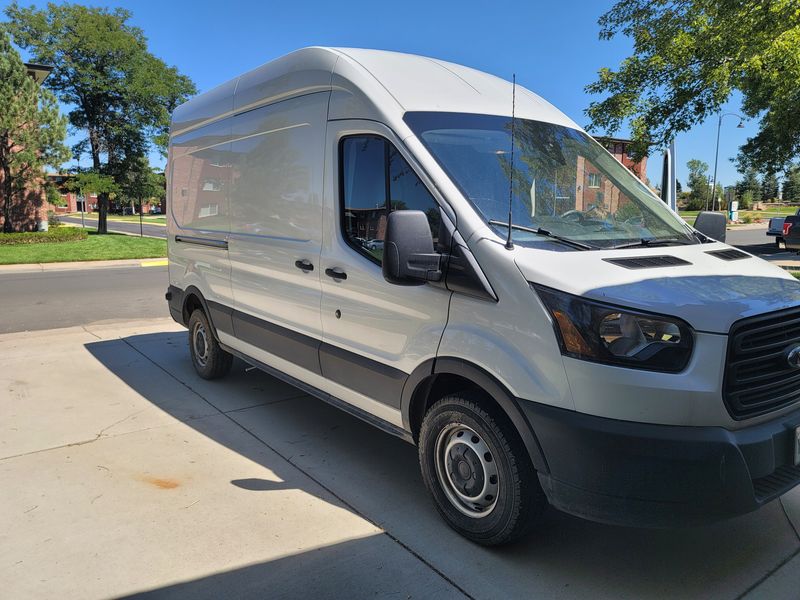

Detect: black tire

[777,237,784,249]
[187,309,233,379]
[418,393,547,545]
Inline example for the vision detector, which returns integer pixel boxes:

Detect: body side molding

[220,342,413,444]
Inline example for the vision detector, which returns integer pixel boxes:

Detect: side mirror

[383,210,442,285]
[693,211,726,242]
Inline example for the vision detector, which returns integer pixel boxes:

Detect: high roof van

[166,47,800,545]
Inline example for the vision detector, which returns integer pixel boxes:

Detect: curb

[0,258,167,273]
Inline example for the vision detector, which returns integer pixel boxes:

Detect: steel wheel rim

[192,321,209,367]
[434,423,499,518]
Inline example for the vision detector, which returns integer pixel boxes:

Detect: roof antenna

[505,74,516,251]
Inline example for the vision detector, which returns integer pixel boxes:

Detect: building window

[202,179,223,192]
[340,135,440,264]
[587,173,602,188]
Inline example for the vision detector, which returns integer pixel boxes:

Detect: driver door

[318,120,451,424]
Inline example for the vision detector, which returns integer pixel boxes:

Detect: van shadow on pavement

[86,332,800,600]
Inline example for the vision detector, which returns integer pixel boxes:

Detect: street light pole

[708,112,745,212]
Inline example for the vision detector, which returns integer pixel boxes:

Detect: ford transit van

[166,47,800,545]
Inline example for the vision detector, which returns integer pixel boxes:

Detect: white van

[166,47,800,545]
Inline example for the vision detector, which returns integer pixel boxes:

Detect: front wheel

[418,394,547,545]
[188,309,233,379]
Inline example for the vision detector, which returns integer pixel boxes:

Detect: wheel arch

[401,357,549,474]
[180,286,225,342]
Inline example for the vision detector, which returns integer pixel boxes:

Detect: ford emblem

[786,346,800,369]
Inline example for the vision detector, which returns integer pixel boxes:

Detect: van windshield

[404,112,696,250]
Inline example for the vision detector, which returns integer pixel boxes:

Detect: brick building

[0,63,56,232]
[46,173,165,215]
[594,136,648,181]
[566,136,649,215]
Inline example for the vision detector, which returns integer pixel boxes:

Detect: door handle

[325,267,348,281]
[294,259,314,272]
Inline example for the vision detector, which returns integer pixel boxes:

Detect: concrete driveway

[2,318,800,599]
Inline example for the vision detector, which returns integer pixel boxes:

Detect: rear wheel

[776,237,784,249]
[188,309,233,379]
[418,394,547,545]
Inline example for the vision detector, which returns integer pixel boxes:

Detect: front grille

[724,306,800,419]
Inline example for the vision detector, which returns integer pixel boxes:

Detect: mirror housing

[693,211,726,242]
[383,210,443,285]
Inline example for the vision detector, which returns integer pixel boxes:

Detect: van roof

[171,47,580,136]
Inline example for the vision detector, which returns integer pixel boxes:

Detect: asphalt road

[0,264,169,334]
[60,215,167,239]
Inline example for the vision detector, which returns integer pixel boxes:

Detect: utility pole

[708,112,745,211]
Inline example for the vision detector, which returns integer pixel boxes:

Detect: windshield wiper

[488,220,596,250]
[608,237,695,249]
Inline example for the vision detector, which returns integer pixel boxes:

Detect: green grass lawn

[0,231,166,264]
[64,212,167,225]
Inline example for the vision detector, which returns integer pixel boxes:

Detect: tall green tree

[5,2,195,233]
[685,159,709,211]
[585,1,800,173]
[761,173,780,202]
[782,165,800,202]
[0,28,68,232]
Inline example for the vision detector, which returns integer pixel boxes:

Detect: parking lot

[2,314,800,599]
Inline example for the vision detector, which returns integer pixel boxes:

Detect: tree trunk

[97,193,108,234]
[1,137,12,233]
[89,127,107,234]
[2,163,13,234]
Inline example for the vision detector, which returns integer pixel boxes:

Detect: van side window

[340,135,439,263]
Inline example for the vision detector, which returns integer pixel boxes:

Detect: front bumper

[520,400,800,527]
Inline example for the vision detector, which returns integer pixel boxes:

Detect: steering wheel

[559,209,585,223]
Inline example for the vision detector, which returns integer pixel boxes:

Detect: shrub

[0,227,87,245]
[47,210,61,228]
[741,213,755,224]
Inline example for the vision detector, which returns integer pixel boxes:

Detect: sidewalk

[1,318,799,599]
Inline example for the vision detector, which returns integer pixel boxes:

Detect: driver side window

[340,135,440,264]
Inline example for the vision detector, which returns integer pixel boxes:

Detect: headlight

[533,284,693,372]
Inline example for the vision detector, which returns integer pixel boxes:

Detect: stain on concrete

[142,476,180,489]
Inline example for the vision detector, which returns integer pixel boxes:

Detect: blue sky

[4,0,758,189]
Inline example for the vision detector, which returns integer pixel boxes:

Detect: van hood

[514,242,800,334]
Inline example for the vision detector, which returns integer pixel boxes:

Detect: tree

[761,173,780,202]
[585,1,800,173]
[118,155,165,216]
[45,182,64,207]
[736,168,761,209]
[67,170,119,210]
[685,159,709,211]
[783,165,800,203]
[714,182,725,211]
[5,3,195,233]
[0,28,68,232]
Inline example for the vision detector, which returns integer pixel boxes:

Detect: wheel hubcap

[192,322,209,367]
[434,423,499,518]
